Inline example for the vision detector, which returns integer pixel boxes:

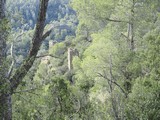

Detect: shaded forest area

[0,0,160,120]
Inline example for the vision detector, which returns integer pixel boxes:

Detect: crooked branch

[97,72,127,98]
[36,54,59,59]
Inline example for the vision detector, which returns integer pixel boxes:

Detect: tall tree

[0,0,11,119]
[0,0,51,119]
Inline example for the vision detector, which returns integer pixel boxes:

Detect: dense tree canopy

[0,0,160,119]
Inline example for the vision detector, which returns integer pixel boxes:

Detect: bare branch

[42,28,53,40]
[7,43,15,78]
[14,89,41,96]
[121,33,130,40]
[7,60,14,79]
[7,31,26,79]
[97,72,127,98]
[14,87,40,94]
[13,80,52,94]
[105,18,130,23]
[36,54,59,59]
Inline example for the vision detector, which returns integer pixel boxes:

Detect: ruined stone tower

[68,48,79,71]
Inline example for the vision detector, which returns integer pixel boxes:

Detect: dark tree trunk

[0,0,51,119]
[0,94,12,120]
[130,0,135,51]
[10,0,50,94]
[0,0,11,119]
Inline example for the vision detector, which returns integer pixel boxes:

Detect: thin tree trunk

[123,0,135,94]
[130,0,135,51]
[109,55,120,120]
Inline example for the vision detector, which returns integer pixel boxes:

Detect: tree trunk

[130,0,135,51]
[0,0,12,119]
[0,0,50,119]
[0,94,12,120]
[10,0,50,94]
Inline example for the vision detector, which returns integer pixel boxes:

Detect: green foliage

[7,0,160,119]
[49,42,67,56]
[124,26,160,120]
[0,18,10,33]
[48,77,75,119]
[126,78,160,120]
[6,0,76,29]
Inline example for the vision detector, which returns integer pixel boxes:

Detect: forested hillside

[0,0,160,119]
[7,0,76,29]
[6,0,77,66]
